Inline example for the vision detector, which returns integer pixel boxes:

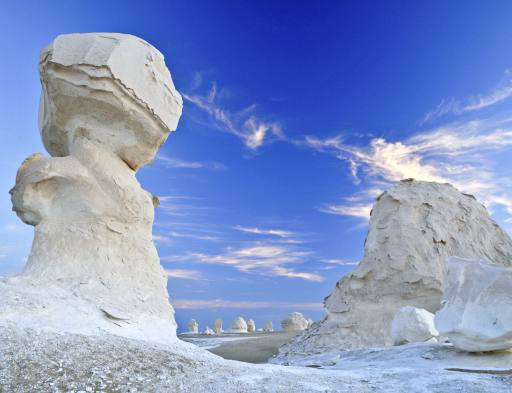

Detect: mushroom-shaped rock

[281,312,308,331]
[213,318,223,334]
[247,319,256,333]
[391,306,438,345]
[203,326,215,335]
[264,320,274,332]
[230,317,248,333]
[0,33,183,344]
[39,33,182,170]
[435,257,512,352]
[188,319,199,334]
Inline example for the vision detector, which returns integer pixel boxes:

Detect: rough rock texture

[277,180,512,359]
[282,312,309,331]
[214,318,223,334]
[188,320,199,334]
[0,33,182,344]
[231,317,248,333]
[9,327,512,393]
[391,306,438,345]
[435,257,512,352]
[247,319,256,333]
[264,320,274,332]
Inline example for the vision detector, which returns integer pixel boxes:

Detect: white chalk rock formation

[247,319,256,333]
[188,319,199,334]
[203,326,215,335]
[230,317,248,333]
[264,320,274,332]
[282,312,309,331]
[213,318,223,334]
[391,306,438,345]
[277,180,512,359]
[306,318,314,328]
[435,257,512,352]
[0,33,182,344]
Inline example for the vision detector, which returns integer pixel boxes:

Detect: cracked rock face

[435,257,512,352]
[0,33,182,344]
[277,180,512,360]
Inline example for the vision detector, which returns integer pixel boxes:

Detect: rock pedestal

[0,33,182,344]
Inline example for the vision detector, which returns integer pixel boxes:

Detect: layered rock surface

[0,33,182,344]
[277,180,512,359]
[435,257,512,352]
[231,317,248,333]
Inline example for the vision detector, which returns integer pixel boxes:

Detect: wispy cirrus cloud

[234,225,294,238]
[156,154,226,171]
[162,244,323,282]
[305,114,512,222]
[165,269,205,281]
[422,69,512,123]
[183,82,283,150]
[171,298,323,310]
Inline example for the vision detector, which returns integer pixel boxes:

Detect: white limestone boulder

[277,180,512,360]
[264,320,273,332]
[188,319,199,334]
[230,317,248,333]
[435,257,512,352]
[247,319,256,333]
[306,318,314,328]
[391,306,438,345]
[0,33,183,344]
[282,312,308,331]
[213,318,223,334]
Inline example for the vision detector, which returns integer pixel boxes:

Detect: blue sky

[2,2,512,333]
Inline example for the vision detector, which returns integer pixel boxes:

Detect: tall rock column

[0,33,182,344]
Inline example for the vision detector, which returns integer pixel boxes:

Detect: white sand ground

[3,326,512,393]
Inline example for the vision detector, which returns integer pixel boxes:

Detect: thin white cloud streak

[157,154,226,171]
[172,298,323,310]
[423,70,512,123]
[183,82,283,150]
[322,259,359,266]
[305,115,512,221]
[234,225,294,238]
[166,269,205,280]
[163,244,323,282]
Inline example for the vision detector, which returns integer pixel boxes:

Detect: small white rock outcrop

[306,318,314,328]
[435,257,512,352]
[391,306,438,345]
[247,319,256,333]
[188,319,199,334]
[277,180,512,360]
[213,318,223,334]
[0,33,182,344]
[203,326,215,335]
[264,320,274,332]
[231,317,248,333]
[282,312,309,331]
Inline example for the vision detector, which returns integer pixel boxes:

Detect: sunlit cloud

[162,244,323,282]
[166,269,205,281]
[183,82,283,150]
[305,114,512,221]
[172,298,323,310]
